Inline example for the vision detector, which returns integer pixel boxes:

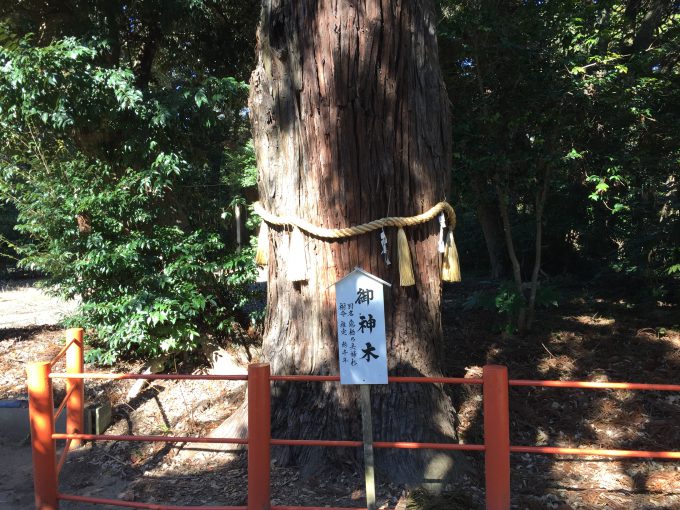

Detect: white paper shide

[334,268,389,385]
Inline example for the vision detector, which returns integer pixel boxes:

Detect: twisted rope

[253,201,456,239]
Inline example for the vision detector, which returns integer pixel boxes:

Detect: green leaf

[595,182,609,193]
[194,89,208,108]
[564,148,584,160]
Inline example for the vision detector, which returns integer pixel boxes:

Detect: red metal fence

[27,329,680,510]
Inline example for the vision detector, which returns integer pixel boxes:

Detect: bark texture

[249,0,456,482]
[475,199,508,279]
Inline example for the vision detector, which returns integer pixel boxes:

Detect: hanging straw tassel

[441,229,461,282]
[437,213,447,253]
[287,226,308,282]
[254,221,269,266]
[397,227,415,286]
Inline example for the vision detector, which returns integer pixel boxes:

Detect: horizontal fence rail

[509,445,680,459]
[27,330,680,510]
[49,373,249,381]
[57,493,247,510]
[509,379,680,391]
[52,433,248,444]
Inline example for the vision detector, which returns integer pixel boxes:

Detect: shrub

[0,17,260,363]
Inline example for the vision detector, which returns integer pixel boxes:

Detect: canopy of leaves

[440,0,679,304]
[2,0,677,358]
[0,1,260,363]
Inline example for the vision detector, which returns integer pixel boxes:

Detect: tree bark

[494,171,527,332]
[631,0,669,53]
[475,198,507,279]
[468,170,507,280]
[526,166,550,330]
[249,0,457,482]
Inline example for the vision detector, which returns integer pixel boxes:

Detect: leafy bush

[464,282,560,333]
[0,5,260,363]
[0,203,19,277]
[441,1,679,306]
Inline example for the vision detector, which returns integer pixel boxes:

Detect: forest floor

[1,278,679,509]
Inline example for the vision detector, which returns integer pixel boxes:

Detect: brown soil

[442,280,680,509]
[1,280,679,509]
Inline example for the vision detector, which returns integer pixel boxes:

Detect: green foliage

[0,2,260,363]
[464,282,561,333]
[440,0,679,305]
[0,202,20,276]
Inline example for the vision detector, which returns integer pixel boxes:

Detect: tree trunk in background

[495,173,528,332]
[469,171,507,280]
[476,201,507,279]
[249,0,457,482]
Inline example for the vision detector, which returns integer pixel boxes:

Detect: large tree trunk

[249,0,457,482]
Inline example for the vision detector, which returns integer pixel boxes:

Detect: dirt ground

[1,279,679,509]
[0,279,78,330]
[441,280,680,509]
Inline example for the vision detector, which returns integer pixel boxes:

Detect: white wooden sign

[334,268,390,385]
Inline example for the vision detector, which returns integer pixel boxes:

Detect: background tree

[0,1,260,363]
[249,0,458,480]
[439,0,679,331]
[1,0,676,483]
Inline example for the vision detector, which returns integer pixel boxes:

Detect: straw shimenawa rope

[252,201,456,238]
[253,201,460,285]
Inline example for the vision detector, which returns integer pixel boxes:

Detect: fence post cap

[248,363,271,370]
[26,361,52,373]
[483,364,508,373]
[27,360,52,366]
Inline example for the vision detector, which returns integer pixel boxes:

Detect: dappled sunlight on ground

[571,314,616,327]
[0,280,78,329]
[443,279,680,508]
[2,278,679,508]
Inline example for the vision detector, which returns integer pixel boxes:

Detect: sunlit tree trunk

[249,0,457,481]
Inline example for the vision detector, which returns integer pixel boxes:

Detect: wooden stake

[360,384,377,510]
[27,362,58,510]
[66,328,84,448]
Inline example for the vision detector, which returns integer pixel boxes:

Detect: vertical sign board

[333,267,390,510]
[334,268,389,385]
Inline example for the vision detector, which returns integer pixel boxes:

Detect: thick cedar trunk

[249,0,456,481]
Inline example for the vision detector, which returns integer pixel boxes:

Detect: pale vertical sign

[334,268,389,385]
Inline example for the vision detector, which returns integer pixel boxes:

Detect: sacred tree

[249,0,459,480]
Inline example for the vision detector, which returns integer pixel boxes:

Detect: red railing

[27,330,680,510]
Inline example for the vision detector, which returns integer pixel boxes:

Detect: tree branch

[134,21,162,89]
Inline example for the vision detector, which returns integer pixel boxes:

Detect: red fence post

[27,362,59,510]
[66,328,84,448]
[248,363,271,510]
[483,365,511,510]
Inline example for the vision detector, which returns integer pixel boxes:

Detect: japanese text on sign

[334,269,388,385]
